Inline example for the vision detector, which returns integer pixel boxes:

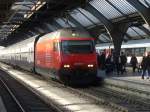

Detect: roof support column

[110,24,129,57]
[84,3,130,57]
[127,0,150,26]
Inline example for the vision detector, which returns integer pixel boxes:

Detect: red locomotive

[0,28,98,84]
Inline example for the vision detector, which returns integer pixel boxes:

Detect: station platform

[0,62,112,112]
[0,62,150,111]
[98,69,150,99]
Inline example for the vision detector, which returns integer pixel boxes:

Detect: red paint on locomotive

[0,28,98,85]
[35,29,98,84]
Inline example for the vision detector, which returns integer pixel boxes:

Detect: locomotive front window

[61,40,94,54]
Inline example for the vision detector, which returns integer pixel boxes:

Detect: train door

[53,41,60,76]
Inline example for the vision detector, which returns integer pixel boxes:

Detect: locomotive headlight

[88,64,94,67]
[64,64,70,68]
[72,33,76,37]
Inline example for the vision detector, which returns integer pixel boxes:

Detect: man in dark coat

[141,56,147,79]
[142,53,150,79]
[120,52,127,73]
[99,52,106,70]
[105,54,113,74]
[147,53,150,79]
[130,54,138,73]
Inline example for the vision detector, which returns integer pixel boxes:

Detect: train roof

[3,28,92,49]
[41,28,92,39]
[96,39,150,49]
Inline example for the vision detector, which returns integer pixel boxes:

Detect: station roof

[0,0,150,46]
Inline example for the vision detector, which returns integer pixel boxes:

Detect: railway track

[79,87,150,112]
[47,79,150,112]
[45,80,127,112]
[104,80,150,99]
[0,78,23,112]
[0,70,58,112]
[1,63,150,112]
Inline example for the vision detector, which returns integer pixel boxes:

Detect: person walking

[130,54,138,73]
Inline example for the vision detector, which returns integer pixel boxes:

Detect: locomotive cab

[35,28,98,85]
[58,30,98,84]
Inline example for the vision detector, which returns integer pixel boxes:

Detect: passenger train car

[0,28,98,84]
[96,39,150,64]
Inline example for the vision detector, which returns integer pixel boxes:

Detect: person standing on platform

[142,53,150,79]
[105,54,113,74]
[115,55,122,75]
[99,51,106,70]
[146,53,150,79]
[120,52,127,73]
[141,55,147,79]
[130,54,138,73]
[97,53,101,69]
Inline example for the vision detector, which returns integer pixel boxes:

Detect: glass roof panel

[12,1,34,9]
[109,0,137,14]
[103,34,111,41]
[127,27,147,39]
[89,0,122,19]
[98,34,110,42]
[127,28,139,37]
[55,19,75,28]
[78,8,101,24]
[70,9,93,27]
[63,18,76,27]
[132,27,147,36]
[139,0,150,8]
[45,23,57,31]
[11,1,34,15]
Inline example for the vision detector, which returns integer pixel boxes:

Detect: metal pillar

[127,0,150,26]
[84,3,130,57]
[111,24,130,56]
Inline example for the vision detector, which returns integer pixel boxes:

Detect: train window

[61,40,94,54]
[125,48,132,56]
[125,47,146,56]
[138,48,145,56]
